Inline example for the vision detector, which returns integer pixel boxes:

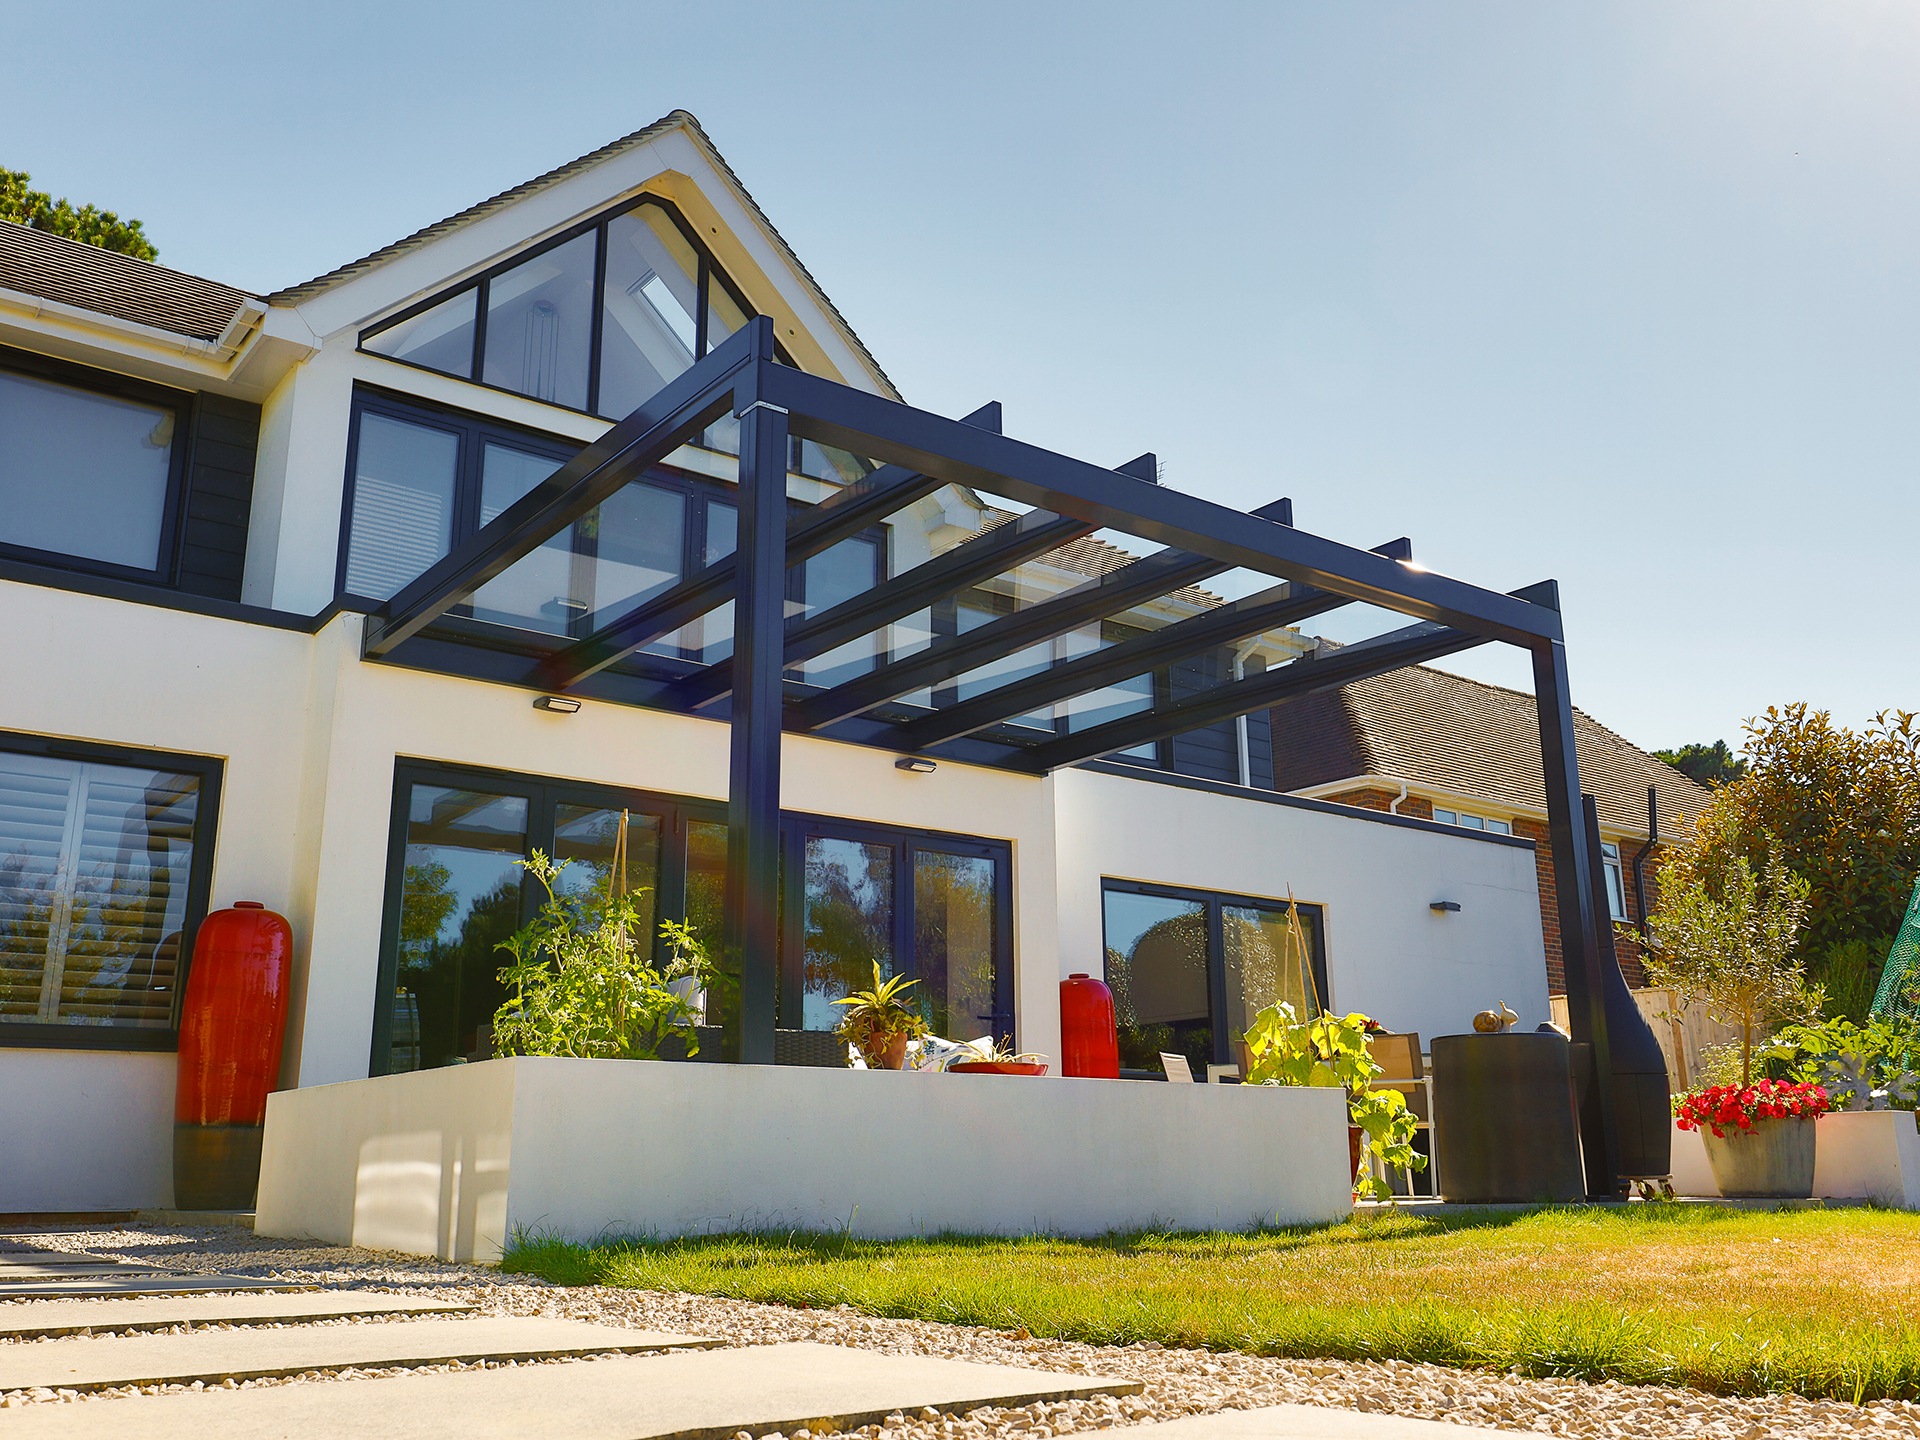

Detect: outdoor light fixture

[895,757,937,774]
[1429,900,1462,913]
[533,695,582,714]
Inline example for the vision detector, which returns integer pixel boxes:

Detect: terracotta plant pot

[949,1060,1049,1076]
[864,1031,911,1070]
[1701,1114,1817,1199]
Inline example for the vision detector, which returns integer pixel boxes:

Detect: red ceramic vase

[1060,972,1120,1079]
[173,902,293,1210]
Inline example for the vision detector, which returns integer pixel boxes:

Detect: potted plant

[1674,1080,1832,1197]
[833,963,929,1070]
[1759,1015,1920,1205]
[1242,1001,1424,1200]
[1646,842,1825,1197]
[949,1037,1050,1076]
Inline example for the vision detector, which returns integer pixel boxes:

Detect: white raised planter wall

[254,1058,1352,1261]
[1670,1112,1920,1208]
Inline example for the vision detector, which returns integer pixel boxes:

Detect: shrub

[1758,1016,1920,1111]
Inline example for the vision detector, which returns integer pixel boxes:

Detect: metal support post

[721,347,787,1066]
[1531,635,1619,1197]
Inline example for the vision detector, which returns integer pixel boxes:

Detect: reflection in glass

[0,751,199,1028]
[953,592,1052,726]
[344,413,460,599]
[0,367,175,572]
[797,536,881,685]
[1060,622,1158,761]
[585,482,687,628]
[685,500,737,662]
[363,288,477,378]
[483,232,595,410]
[553,806,661,955]
[699,277,750,456]
[1222,904,1320,1057]
[914,851,996,1042]
[802,837,893,1031]
[388,787,528,1072]
[684,819,728,958]
[470,443,575,630]
[599,209,703,420]
[1102,890,1210,1074]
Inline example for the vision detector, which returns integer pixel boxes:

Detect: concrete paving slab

[0,1291,476,1339]
[1109,1405,1509,1438]
[0,1339,1141,1438]
[0,1266,174,1280]
[0,1277,297,1299]
[0,1316,715,1393]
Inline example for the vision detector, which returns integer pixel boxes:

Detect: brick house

[1270,666,1711,993]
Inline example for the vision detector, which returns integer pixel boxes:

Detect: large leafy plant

[1243,1003,1425,1201]
[492,852,713,1061]
[1758,1016,1920,1112]
[833,962,929,1067]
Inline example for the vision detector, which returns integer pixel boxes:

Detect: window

[372,764,1011,1073]
[1100,880,1327,1078]
[1431,806,1512,836]
[0,734,219,1043]
[340,389,886,663]
[1601,842,1627,922]
[0,359,186,579]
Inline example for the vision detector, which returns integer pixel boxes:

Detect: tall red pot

[174,901,293,1210]
[1060,972,1120,1079]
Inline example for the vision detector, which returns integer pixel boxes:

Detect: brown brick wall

[1323,787,1435,820]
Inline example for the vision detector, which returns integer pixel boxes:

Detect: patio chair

[1160,1052,1196,1082]
[1368,1032,1438,1196]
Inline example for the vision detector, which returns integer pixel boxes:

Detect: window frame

[1430,806,1512,836]
[1601,841,1628,923]
[368,759,1012,1074]
[0,347,193,586]
[0,729,223,1052]
[357,196,763,425]
[1099,876,1329,1076]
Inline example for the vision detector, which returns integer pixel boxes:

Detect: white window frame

[1430,806,1512,837]
[1601,842,1628,922]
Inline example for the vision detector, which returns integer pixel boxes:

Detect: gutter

[0,286,267,365]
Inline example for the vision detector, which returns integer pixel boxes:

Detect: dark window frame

[337,385,889,654]
[368,759,1012,1074]
[357,196,764,424]
[1099,876,1329,1076]
[0,346,193,587]
[0,729,224,1053]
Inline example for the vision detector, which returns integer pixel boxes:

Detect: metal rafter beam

[781,497,1295,732]
[667,504,1098,712]
[1008,614,1494,773]
[889,537,1413,751]
[526,400,1005,692]
[756,365,1560,646]
[363,322,764,660]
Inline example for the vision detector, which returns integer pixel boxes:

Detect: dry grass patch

[504,1205,1920,1402]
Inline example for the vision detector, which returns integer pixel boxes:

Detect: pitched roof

[266,110,898,399]
[0,219,257,343]
[1270,664,1710,839]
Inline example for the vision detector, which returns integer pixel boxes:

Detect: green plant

[1242,1002,1424,1200]
[491,851,713,1061]
[1645,844,1817,1086]
[832,962,929,1067]
[1810,935,1895,1025]
[1758,1015,1920,1111]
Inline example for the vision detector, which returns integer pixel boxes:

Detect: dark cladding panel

[176,393,260,601]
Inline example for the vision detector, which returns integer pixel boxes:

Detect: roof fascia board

[0,288,304,396]
[1286,774,1683,842]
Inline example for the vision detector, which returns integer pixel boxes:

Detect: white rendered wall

[1051,767,1551,1047]
[0,1050,175,1210]
[255,1057,1351,1260]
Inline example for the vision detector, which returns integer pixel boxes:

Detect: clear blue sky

[12,2,1917,752]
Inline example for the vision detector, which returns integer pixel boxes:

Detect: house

[1270,665,1713,990]
[0,111,1617,1213]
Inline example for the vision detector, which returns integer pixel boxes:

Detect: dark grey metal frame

[357,316,1621,1195]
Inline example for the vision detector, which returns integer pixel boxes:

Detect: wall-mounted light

[895,757,937,774]
[534,695,582,714]
[1429,900,1462,914]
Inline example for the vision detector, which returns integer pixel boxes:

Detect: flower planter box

[1811,1110,1920,1208]
[1671,1111,1920,1208]
[1700,1114,1815,1198]
[254,1057,1351,1261]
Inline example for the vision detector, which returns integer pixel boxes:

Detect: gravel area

[4,1224,1918,1438]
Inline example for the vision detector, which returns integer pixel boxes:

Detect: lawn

[504,1205,1920,1403]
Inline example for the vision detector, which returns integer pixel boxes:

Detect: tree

[1654,740,1748,788]
[1667,707,1920,981]
[1644,846,1816,1086]
[2,168,156,260]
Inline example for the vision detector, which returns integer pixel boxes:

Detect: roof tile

[0,219,256,343]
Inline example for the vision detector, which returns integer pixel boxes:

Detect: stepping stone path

[0,1232,1140,1438]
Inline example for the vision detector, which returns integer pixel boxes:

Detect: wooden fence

[1549,988,1744,1093]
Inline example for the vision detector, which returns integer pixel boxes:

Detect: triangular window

[359,197,758,423]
